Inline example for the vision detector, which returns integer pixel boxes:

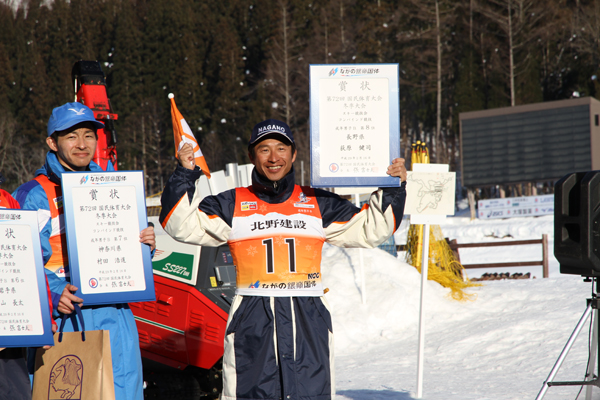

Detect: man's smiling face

[46,122,98,171]
[249,138,297,182]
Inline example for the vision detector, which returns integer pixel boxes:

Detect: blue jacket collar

[36,151,105,185]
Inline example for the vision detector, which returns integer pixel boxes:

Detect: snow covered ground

[323,214,598,399]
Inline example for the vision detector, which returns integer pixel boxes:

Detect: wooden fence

[397,234,550,278]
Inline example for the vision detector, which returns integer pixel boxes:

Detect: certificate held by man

[309,64,401,188]
[61,171,155,305]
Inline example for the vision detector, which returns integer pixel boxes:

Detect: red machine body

[130,241,235,398]
[130,275,229,370]
[72,61,118,171]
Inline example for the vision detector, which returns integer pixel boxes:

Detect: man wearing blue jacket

[13,102,155,400]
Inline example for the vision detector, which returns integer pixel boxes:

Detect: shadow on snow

[336,389,414,400]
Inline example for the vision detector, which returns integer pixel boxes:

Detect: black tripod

[536,277,600,400]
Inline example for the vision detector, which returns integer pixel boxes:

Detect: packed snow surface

[323,215,597,399]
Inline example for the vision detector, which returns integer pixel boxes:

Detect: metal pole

[416,223,430,398]
[535,302,593,400]
[587,279,600,400]
[354,194,367,304]
[207,175,216,195]
[585,308,598,400]
[226,163,239,188]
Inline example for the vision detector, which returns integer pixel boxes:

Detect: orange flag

[169,93,211,178]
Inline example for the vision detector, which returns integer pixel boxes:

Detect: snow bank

[325,215,597,399]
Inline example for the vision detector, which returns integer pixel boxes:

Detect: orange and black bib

[229,185,326,296]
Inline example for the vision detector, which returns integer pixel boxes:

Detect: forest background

[0,0,598,196]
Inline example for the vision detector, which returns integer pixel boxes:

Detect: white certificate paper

[310,64,400,187]
[0,224,44,335]
[62,171,155,305]
[318,77,390,177]
[0,210,53,347]
[71,185,145,294]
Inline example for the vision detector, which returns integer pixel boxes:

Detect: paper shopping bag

[32,305,115,400]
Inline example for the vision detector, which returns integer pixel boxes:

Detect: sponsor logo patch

[294,203,315,209]
[53,196,63,210]
[241,201,258,211]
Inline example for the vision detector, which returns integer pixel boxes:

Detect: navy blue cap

[47,102,104,136]
[248,119,294,149]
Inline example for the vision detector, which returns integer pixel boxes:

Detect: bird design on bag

[49,356,83,399]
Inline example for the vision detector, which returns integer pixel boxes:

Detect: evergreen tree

[0,0,592,194]
[41,0,75,104]
[66,0,99,61]
[0,2,17,111]
[454,51,485,121]
[109,0,145,119]
[452,1,485,130]
[477,0,549,106]
[171,0,210,142]
[13,0,53,140]
[108,0,147,170]
[354,0,396,63]
[206,13,246,167]
[229,0,277,144]
[261,0,316,171]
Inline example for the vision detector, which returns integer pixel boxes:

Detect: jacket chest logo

[294,191,315,209]
[53,196,63,210]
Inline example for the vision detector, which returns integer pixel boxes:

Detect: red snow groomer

[72,60,235,399]
[71,61,118,171]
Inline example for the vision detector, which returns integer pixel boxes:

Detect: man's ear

[248,150,255,164]
[46,136,58,152]
[291,148,297,163]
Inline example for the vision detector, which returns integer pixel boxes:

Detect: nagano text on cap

[248,119,295,149]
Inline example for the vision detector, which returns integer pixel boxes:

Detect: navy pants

[0,348,31,400]
[222,296,334,400]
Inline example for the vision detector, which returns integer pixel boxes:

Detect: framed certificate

[0,209,54,347]
[61,171,155,305]
[309,64,401,187]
